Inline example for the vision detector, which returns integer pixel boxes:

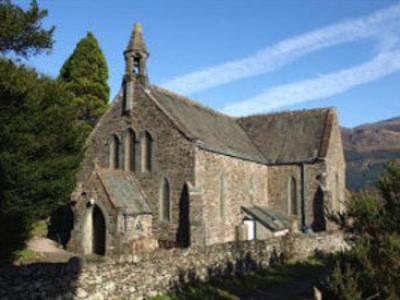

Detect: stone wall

[268,164,301,218]
[69,169,157,256]
[0,232,346,300]
[268,160,342,232]
[268,163,320,229]
[324,110,346,213]
[303,162,329,230]
[194,148,269,245]
[71,82,196,249]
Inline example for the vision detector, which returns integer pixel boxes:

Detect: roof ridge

[239,107,335,119]
[151,85,235,119]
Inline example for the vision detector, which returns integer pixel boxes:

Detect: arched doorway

[92,205,106,255]
[177,184,190,247]
[312,187,326,232]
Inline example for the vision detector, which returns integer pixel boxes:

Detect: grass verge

[149,257,326,300]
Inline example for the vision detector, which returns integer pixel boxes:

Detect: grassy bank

[150,257,326,300]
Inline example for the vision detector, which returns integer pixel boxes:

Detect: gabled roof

[237,108,334,164]
[96,169,152,215]
[146,85,334,165]
[242,206,291,232]
[148,86,266,163]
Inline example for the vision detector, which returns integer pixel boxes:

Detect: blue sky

[18,0,400,127]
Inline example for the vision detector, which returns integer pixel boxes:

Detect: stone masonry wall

[267,110,346,232]
[303,162,329,229]
[73,83,196,245]
[69,171,119,255]
[268,162,326,229]
[268,164,302,220]
[0,232,346,300]
[195,148,269,245]
[324,110,346,213]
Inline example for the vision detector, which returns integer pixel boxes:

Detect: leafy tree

[0,0,54,58]
[59,32,109,130]
[0,59,85,261]
[323,161,400,300]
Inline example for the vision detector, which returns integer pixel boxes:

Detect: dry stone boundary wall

[0,232,346,300]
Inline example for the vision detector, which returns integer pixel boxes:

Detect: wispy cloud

[162,3,400,95]
[221,48,400,116]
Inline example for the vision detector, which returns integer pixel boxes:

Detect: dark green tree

[0,0,54,58]
[59,32,109,130]
[323,161,400,300]
[0,0,85,262]
[0,59,85,261]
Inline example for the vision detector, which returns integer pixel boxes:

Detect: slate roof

[97,169,152,215]
[148,86,266,162]
[242,206,291,232]
[237,109,333,164]
[147,85,333,165]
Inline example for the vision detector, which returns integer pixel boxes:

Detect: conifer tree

[0,0,85,261]
[0,59,85,261]
[0,0,54,58]
[59,32,109,130]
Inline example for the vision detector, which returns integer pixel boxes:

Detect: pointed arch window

[141,131,153,172]
[124,129,136,172]
[109,134,120,169]
[250,174,255,205]
[219,172,226,219]
[289,177,298,215]
[335,173,340,211]
[160,178,171,222]
[122,80,133,112]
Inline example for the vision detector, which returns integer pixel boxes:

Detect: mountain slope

[342,116,400,190]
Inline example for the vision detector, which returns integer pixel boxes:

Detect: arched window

[124,129,136,172]
[122,80,133,113]
[335,173,340,211]
[249,174,255,205]
[109,134,120,169]
[219,172,226,219]
[312,187,326,232]
[160,178,170,222]
[177,183,190,248]
[141,131,153,172]
[289,177,298,215]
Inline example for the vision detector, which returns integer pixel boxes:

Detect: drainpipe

[301,163,307,230]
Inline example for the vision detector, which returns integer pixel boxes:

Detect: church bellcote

[122,23,149,113]
[124,23,149,78]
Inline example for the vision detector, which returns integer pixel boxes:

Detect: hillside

[342,116,400,190]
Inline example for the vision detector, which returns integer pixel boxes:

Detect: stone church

[68,24,346,256]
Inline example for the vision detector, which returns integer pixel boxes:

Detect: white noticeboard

[244,220,255,240]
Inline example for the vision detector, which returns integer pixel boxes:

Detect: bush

[323,161,400,299]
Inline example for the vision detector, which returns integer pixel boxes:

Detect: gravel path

[25,237,76,263]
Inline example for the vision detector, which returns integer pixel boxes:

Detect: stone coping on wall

[97,230,344,265]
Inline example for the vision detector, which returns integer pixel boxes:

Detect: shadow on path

[0,256,81,299]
